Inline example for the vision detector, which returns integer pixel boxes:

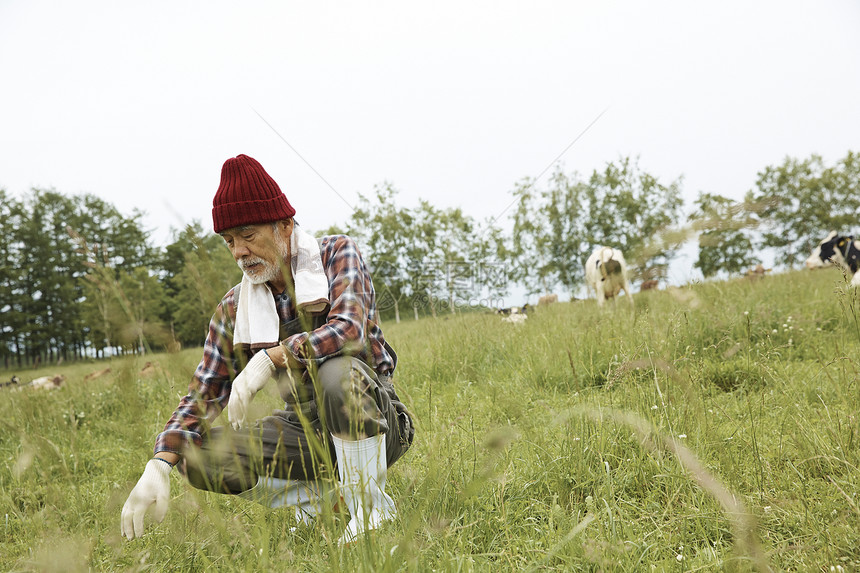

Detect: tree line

[0,189,241,367]
[2,152,858,368]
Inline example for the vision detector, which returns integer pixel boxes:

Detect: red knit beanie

[212,154,296,233]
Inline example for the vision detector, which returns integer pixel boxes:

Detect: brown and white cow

[745,264,772,280]
[585,246,633,306]
[28,374,66,391]
[806,231,860,287]
[538,293,558,306]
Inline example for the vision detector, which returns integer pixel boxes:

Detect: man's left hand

[226,350,277,429]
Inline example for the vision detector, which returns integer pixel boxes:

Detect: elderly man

[121,154,414,545]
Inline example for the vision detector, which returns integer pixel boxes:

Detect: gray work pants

[183,356,414,494]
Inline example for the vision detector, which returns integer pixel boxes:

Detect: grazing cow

[538,293,558,306]
[585,246,633,307]
[496,304,531,318]
[28,374,66,391]
[806,231,860,286]
[84,367,112,382]
[139,362,158,377]
[639,279,659,292]
[745,264,772,280]
[501,312,528,325]
[1,375,20,389]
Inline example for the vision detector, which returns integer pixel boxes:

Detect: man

[121,154,414,545]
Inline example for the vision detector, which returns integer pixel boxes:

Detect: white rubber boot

[239,477,330,528]
[331,434,397,545]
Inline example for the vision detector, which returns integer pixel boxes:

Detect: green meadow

[1,267,858,572]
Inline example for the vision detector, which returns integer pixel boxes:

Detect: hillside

[1,267,858,571]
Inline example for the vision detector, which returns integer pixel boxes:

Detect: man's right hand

[120,459,172,540]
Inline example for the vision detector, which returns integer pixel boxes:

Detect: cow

[538,293,558,306]
[585,246,633,307]
[27,374,66,391]
[745,264,772,280]
[1,375,20,389]
[495,304,532,318]
[639,279,659,292]
[84,367,112,381]
[806,231,860,287]
[139,362,158,377]
[501,312,528,324]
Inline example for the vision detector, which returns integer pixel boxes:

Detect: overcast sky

[2,1,859,286]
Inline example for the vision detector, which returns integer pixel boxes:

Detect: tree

[68,193,158,357]
[750,151,860,267]
[345,184,512,318]
[582,156,684,281]
[161,223,242,346]
[433,206,480,313]
[349,184,415,323]
[471,217,514,304]
[406,200,443,317]
[0,190,26,367]
[689,192,759,278]
[115,267,170,352]
[13,189,86,364]
[405,201,484,315]
[509,157,684,295]
[68,194,154,272]
[510,171,589,295]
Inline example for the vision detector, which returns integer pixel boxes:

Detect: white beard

[237,232,291,285]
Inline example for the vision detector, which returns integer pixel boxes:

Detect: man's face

[221,223,291,285]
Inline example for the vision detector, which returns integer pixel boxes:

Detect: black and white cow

[495,304,532,323]
[805,231,860,287]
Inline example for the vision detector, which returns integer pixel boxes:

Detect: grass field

[1,267,859,572]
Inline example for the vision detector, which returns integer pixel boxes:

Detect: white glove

[227,350,277,430]
[120,458,172,540]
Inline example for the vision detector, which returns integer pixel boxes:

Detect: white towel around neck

[290,226,330,313]
[232,226,330,347]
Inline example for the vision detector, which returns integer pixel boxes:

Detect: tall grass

[1,268,858,571]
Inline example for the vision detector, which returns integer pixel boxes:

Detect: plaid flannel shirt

[154,234,394,455]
